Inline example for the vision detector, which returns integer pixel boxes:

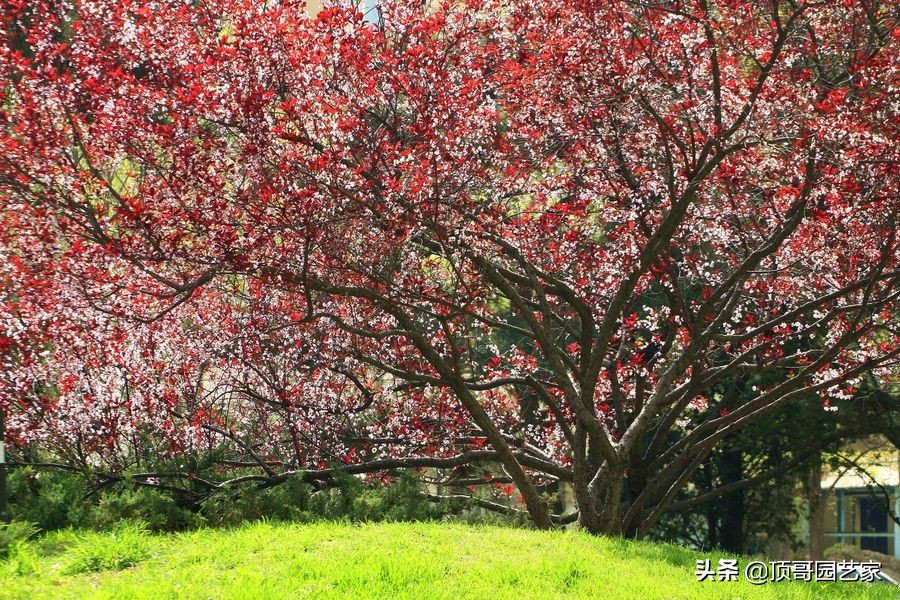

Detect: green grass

[0,521,894,599]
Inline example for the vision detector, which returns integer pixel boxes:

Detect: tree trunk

[718,449,744,553]
[703,460,718,549]
[807,457,826,560]
[0,406,7,523]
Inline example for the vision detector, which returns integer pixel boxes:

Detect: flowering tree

[1,0,898,535]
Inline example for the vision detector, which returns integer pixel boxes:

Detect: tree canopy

[1,0,898,534]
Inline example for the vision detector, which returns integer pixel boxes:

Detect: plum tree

[1,0,897,535]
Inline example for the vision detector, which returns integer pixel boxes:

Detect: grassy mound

[0,521,893,599]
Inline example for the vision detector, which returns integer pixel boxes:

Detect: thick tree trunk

[718,449,744,553]
[807,458,826,560]
[703,460,718,549]
[574,463,629,537]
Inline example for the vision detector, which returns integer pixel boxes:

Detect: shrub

[88,484,205,532]
[7,465,474,534]
[6,468,92,531]
[200,476,315,527]
[0,521,38,559]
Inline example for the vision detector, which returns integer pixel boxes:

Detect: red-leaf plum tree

[1,0,898,535]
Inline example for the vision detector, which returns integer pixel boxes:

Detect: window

[827,490,896,556]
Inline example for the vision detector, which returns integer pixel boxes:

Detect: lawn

[0,521,894,599]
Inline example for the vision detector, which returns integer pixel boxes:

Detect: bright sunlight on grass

[0,521,894,599]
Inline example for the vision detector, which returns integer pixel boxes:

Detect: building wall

[809,436,900,559]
